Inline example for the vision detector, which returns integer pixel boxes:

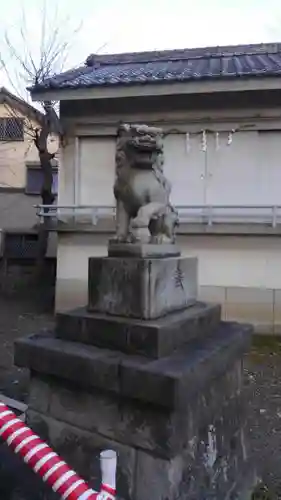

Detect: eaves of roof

[30,43,281,94]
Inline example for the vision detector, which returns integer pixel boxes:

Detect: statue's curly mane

[115,139,130,174]
[115,124,168,192]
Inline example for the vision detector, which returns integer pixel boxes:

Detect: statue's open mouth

[135,142,156,151]
[126,134,163,168]
[129,137,161,152]
[135,150,154,167]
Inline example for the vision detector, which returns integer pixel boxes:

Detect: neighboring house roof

[30,42,281,93]
[0,87,44,123]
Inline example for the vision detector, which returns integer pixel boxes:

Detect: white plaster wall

[59,129,281,211]
[57,233,281,290]
[206,131,261,205]
[58,137,76,205]
[79,137,116,205]
[55,232,281,312]
[178,235,281,289]
[165,129,280,207]
[164,134,205,205]
[56,232,108,311]
[56,233,108,283]
[258,131,281,205]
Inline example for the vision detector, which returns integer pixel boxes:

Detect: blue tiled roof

[31,43,281,93]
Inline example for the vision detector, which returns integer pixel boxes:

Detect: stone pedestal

[88,256,197,319]
[14,252,256,500]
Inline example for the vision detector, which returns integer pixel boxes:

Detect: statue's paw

[112,235,127,243]
[150,234,164,244]
[132,226,150,243]
[131,217,144,229]
[127,232,137,243]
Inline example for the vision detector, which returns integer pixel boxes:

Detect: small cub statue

[113,123,178,244]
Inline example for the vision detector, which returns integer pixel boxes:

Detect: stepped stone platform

[14,253,255,499]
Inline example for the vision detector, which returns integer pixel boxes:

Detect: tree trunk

[34,104,57,282]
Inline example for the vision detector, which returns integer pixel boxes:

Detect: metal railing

[34,204,281,228]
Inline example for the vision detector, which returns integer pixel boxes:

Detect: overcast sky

[1,0,281,96]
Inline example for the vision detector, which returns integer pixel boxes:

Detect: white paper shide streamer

[227,129,235,146]
[201,130,207,152]
[182,129,235,154]
[215,132,220,151]
[185,132,191,153]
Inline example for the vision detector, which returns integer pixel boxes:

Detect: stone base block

[56,302,221,358]
[26,406,255,500]
[15,312,255,499]
[22,321,254,500]
[88,256,198,319]
[26,410,136,500]
[15,322,251,410]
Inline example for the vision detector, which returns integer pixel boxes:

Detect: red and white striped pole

[0,402,117,500]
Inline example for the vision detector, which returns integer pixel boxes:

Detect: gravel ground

[0,296,54,403]
[0,297,281,498]
[0,296,56,499]
[245,346,281,499]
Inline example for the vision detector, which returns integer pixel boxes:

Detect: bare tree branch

[0,0,81,277]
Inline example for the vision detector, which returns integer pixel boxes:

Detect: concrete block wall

[200,286,280,334]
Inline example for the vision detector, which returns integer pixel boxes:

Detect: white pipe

[100,450,117,499]
[0,402,117,500]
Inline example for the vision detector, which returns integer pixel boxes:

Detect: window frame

[0,117,24,142]
[25,164,58,196]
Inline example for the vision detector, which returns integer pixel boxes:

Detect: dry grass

[251,483,277,499]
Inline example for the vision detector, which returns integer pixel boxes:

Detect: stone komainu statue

[113,123,179,244]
